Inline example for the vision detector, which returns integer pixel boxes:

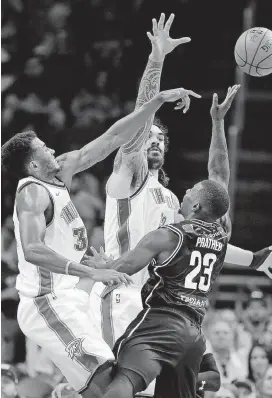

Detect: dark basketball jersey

[141,219,228,320]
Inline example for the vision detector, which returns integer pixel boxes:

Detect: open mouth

[149,147,161,154]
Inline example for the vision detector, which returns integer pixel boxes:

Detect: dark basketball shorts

[113,306,206,397]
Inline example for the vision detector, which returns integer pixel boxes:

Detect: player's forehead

[31,137,46,151]
[149,125,164,139]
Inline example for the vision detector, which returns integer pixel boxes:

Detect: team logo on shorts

[66,337,84,359]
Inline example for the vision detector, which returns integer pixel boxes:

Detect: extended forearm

[208,119,230,185]
[121,56,164,153]
[112,95,165,148]
[104,250,145,276]
[25,243,93,278]
[135,56,164,110]
[225,244,271,276]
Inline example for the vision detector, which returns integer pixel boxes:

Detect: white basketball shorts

[17,288,114,393]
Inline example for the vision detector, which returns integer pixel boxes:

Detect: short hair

[198,179,230,219]
[1,131,37,180]
[153,117,170,187]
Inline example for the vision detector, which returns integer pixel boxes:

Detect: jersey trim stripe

[101,291,115,348]
[33,295,105,379]
[130,172,149,199]
[117,198,131,255]
[37,267,53,296]
[158,225,184,267]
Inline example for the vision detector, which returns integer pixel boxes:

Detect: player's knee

[104,368,146,398]
[119,368,146,395]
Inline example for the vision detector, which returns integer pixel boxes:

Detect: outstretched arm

[225,244,272,278]
[100,227,177,275]
[107,13,191,198]
[57,87,200,190]
[208,85,240,240]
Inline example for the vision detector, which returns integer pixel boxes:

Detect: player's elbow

[210,371,221,391]
[24,243,44,263]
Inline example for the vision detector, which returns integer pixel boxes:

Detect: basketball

[234,27,272,76]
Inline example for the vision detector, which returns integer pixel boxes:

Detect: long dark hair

[153,117,170,187]
[248,343,271,382]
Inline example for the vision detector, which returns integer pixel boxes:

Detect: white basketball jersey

[104,172,176,286]
[13,176,88,298]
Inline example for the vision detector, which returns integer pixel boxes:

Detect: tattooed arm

[107,13,191,198]
[56,95,165,190]
[208,85,240,240]
[56,88,197,190]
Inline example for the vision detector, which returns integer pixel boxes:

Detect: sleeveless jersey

[141,219,228,321]
[104,172,177,286]
[13,176,88,298]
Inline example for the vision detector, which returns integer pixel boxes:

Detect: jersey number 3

[73,227,87,251]
[185,251,217,292]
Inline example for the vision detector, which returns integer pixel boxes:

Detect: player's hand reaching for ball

[158,88,201,113]
[91,269,133,286]
[210,85,240,121]
[148,13,191,61]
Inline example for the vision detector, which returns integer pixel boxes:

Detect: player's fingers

[226,86,240,104]
[174,101,185,110]
[183,96,190,113]
[173,37,191,47]
[212,93,218,107]
[164,13,174,33]
[147,32,155,43]
[152,19,158,35]
[158,13,165,30]
[90,246,99,257]
[187,90,201,98]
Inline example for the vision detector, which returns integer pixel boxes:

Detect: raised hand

[210,85,240,121]
[148,13,191,61]
[159,87,201,113]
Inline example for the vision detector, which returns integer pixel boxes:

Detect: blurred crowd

[1,1,272,398]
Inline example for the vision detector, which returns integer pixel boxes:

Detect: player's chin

[148,153,163,163]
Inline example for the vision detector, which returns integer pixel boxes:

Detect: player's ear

[29,160,38,172]
[192,202,200,213]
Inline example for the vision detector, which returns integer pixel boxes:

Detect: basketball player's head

[180,179,229,221]
[145,118,169,186]
[1,131,60,181]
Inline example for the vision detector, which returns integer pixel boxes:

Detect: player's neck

[30,171,57,184]
[186,214,214,223]
[150,169,159,180]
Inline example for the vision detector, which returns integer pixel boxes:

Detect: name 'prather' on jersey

[141,219,228,320]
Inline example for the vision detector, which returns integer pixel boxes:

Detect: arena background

[1,0,272,397]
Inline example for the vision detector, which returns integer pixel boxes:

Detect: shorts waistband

[151,304,204,325]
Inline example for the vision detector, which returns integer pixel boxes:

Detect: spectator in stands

[247,343,271,387]
[220,309,252,356]
[257,365,272,398]
[263,319,272,357]
[242,293,269,344]
[214,383,239,398]
[209,318,247,383]
[232,379,256,398]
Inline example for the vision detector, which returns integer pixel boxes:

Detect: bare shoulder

[152,226,179,250]
[107,148,148,198]
[16,183,50,213]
